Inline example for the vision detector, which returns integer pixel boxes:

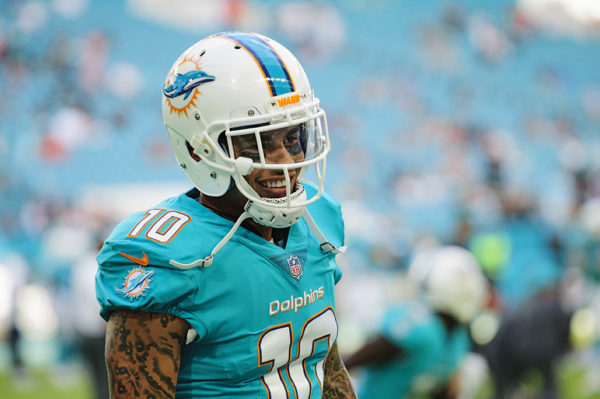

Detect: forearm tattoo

[322,343,358,399]
[105,311,188,399]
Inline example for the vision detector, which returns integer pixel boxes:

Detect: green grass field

[473,358,600,399]
[0,367,94,399]
[0,356,599,399]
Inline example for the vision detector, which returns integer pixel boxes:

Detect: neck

[199,192,273,241]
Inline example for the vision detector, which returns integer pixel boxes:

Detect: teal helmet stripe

[222,32,295,97]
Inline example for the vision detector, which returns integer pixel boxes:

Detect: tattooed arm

[105,310,191,399]
[322,342,357,399]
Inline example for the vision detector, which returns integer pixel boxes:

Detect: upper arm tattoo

[105,310,190,399]
[322,342,358,399]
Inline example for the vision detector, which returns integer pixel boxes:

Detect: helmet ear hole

[186,141,201,162]
[217,133,230,156]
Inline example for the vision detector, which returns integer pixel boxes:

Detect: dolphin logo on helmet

[163,70,216,100]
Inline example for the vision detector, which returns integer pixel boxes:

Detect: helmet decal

[163,70,215,100]
[222,32,295,96]
[163,56,215,117]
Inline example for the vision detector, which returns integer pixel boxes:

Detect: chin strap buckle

[320,242,335,253]
[169,255,213,269]
[320,242,346,254]
[303,209,346,255]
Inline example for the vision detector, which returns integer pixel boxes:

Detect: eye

[285,129,303,156]
[285,131,300,145]
[233,134,259,160]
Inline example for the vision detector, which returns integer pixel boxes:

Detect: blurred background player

[467,187,588,398]
[95,31,356,398]
[478,293,573,399]
[343,245,489,399]
[472,260,596,399]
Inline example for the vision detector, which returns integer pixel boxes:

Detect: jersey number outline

[257,307,337,399]
[127,209,191,244]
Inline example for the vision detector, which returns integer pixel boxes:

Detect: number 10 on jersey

[258,307,337,399]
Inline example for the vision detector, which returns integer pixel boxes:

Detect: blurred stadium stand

[1,0,600,397]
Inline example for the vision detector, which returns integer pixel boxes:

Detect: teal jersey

[359,302,469,399]
[96,184,344,398]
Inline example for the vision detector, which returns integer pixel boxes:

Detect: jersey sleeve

[95,209,210,338]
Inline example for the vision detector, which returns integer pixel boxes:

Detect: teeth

[262,180,286,188]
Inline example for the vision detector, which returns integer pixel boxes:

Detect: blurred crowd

[1,0,600,397]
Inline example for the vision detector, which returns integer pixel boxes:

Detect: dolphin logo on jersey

[117,267,155,300]
[163,70,216,100]
[287,255,303,280]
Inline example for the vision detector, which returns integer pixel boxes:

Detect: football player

[95,32,356,399]
[344,246,489,399]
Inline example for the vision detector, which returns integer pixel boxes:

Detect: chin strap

[169,211,251,269]
[302,209,346,254]
[169,206,345,270]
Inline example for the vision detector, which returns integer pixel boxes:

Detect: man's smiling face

[231,125,306,199]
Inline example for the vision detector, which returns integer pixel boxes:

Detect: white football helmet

[162,31,329,228]
[409,246,488,324]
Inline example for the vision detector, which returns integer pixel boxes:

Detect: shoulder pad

[97,195,225,269]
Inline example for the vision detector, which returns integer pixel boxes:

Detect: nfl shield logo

[287,255,303,280]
